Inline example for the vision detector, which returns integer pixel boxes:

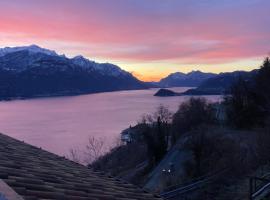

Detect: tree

[68,148,82,164]
[84,136,106,164]
[184,127,242,177]
[140,105,172,166]
[255,57,270,118]
[156,116,167,161]
[68,136,107,165]
[172,97,215,142]
[224,57,270,129]
[224,76,261,129]
[153,104,173,124]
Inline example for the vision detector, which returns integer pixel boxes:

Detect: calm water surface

[0,88,221,156]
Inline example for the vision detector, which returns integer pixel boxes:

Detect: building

[120,125,144,144]
[0,133,162,200]
[120,126,134,143]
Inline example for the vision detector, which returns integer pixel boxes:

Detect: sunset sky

[0,0,269,81]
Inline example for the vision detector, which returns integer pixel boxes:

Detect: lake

[0,87,221,157]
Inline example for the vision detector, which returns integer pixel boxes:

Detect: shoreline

[0,87,154,102]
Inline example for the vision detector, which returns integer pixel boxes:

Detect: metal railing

[160,170,227,200]
[249,174,270,200]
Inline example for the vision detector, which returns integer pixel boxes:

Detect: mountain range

[182,70,257,95]
[155,71,217,87]
[154,70,257,96]
[0,45,258,100]
[0,45,147,99]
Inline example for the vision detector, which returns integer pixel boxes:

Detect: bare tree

[68,136,109,165]
[139,104,172,125]
[153,104,173,124]
[139,113,154,124]
[68,148,82,164]
[84,136,106,164]
[137,105,173,166]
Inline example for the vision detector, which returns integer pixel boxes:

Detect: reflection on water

[0,87,220,156]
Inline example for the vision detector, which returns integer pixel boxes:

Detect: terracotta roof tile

[0,133,162,200]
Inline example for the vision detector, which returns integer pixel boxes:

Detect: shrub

[172,97,215,142]
[224,57,270,129]
[224,77,263,129]
[90,142,148,177]
[183,127,254,177]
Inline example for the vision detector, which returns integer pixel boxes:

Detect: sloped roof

[0,133,162,200]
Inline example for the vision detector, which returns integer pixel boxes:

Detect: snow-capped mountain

[0,44,58,57]
[71,55,94,68]
[0,45,147,99]
[71,55,128,77]
[0,45,132,77]
[158,70,217,87]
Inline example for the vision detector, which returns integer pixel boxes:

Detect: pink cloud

[0,0,269,66]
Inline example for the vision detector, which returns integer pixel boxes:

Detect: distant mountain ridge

[182,70,258,95]
[0,45,258,99]
[0,45,147,100]
[153,70,258,96]
[156,71,217,87]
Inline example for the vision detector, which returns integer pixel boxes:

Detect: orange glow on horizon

[0,0,269,81]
